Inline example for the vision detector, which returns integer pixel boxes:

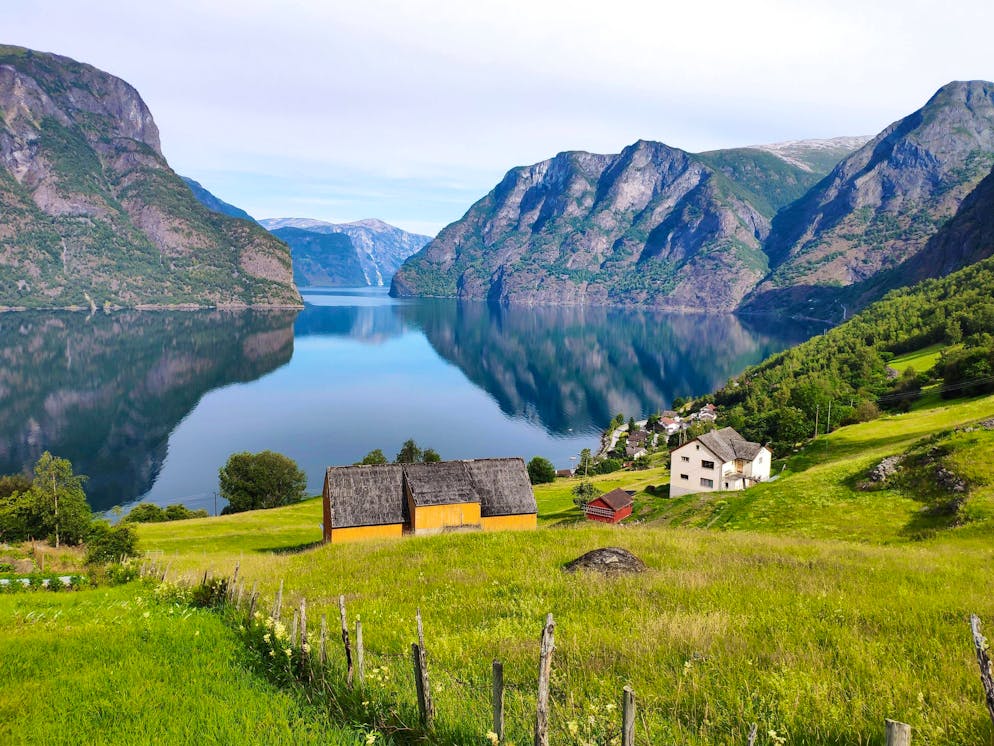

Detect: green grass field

[889,343,947,374]
[0,586,362,744]
[5,392,994,744]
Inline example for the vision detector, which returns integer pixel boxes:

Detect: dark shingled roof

[695,427,764,462]
[463,458,537,516]
[324,458,536,528]
[595,488,634,511]
[404,461,477,506]
[325,464,406,528]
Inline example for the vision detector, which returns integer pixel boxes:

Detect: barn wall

[329,524,404,543]
[481,513,537,531]
[411,502,481,535]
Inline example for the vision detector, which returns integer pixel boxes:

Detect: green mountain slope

[0,45,300,309]
[181,176,255,222]
[270,227,367,287]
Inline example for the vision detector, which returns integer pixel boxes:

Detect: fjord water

[0,289,820,513]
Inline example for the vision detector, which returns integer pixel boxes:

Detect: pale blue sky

[6,0,994,235]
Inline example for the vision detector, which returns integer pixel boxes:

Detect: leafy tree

[595,458,622,475]
[0,474,30,499]
[123,503,166,523]
[572,480,599,509]
[395,439,423,464]
[628,417,637,433]
[422,448,442,463]
[632,455,651,470]
[578,448,594,477]
[85,520,138,564]
[527,456,556,485]
[26,452,91,547]
[646,412,660,430]
[359,449,388,465]
[164,504,208,521]
[219,451,307,514]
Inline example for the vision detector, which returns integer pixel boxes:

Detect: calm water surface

[0,288,822,513]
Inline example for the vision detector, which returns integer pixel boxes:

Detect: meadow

[3,393,994,744]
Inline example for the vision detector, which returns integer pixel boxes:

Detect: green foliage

[84,521,138,565]
[0,474,31,499]
[939,342,994,399]
[594,458,622,475]
[358,449,388,466]
[218,451,307,514]
[0,453,92,546]
[527,456,556,485]
[571,479,600,508]
[123,503,166,523]
[422,448,441,463]
[164,504,208,521]
[395,438,422,464]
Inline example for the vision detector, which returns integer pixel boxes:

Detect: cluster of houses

[318,407,770,542]
[621,403,720,460]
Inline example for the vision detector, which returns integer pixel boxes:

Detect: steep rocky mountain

[181,176,255,222]
[270,227,367,287]
[0,45,300,309]
[392,139,853,311]
[744,81,994,316]
[260,217,430,286]
[750,137,873,174]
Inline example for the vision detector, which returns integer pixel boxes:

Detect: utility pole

[814,403,819,439]
[826,400,832,434]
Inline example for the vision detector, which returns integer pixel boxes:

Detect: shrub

[219,451,307,514]
[527,456,556,485]
[85,521,138,565]
[123,502,166,523]
[594,458,622,475]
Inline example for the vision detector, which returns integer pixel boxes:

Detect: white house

[668,427,771,498]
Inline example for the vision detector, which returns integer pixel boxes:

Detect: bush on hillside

[527,456,556,485]
[219,451,307,514]
[85,521,138,565]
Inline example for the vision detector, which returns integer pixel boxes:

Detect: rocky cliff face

[391,139,855,311]
[260,217,430,287]
[0,45,300,309]
[744,81,994,315]
[394,82,994,317]
[393,141,834,311]
[270,227,367,287]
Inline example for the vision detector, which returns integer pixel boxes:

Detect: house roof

[404,461,477,507]
[694,427,764,462]
[593,488,634,512]
[324,458,536,528]
[463,458,537,517]
[325,463,407,528]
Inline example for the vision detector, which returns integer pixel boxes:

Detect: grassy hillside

[0,586,359,744]
[126,394,994,744]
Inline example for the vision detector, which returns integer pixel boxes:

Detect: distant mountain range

[393,81,994,321]
[259,218,431,287]
[0,45,300,309]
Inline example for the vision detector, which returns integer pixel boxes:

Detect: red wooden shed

[583,488,634,524]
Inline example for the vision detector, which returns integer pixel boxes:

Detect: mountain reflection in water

[0,290,820,512]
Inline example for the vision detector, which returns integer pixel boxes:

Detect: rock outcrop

[0,45,300,308]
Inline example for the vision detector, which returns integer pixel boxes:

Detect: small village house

[322,457,537,543]
[583,488,634,524]
[669,427,771,498]
[556,468,574,478]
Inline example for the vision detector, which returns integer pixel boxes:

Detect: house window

[695,444,700,450]
[700,478,714,488]
[724,482,729,489]
[680,473,689,480]
[681,456,689,462]
[701,460,715,470]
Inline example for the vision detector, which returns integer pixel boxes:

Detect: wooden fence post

[412,642,435,728]
[355,619,365,686]
[291,609,299,646]
[320,614,328,666]
[339,595,354,686]
[535,612,556,746]
[621,686,635,746]
[493,659,505,743]
[272,579,284,620]
[247,581,259,620]
[885,719,911,746]
[747,722,758,746]
[229,562,239,602]
[412,608,435,726]
[971,614,994,727]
